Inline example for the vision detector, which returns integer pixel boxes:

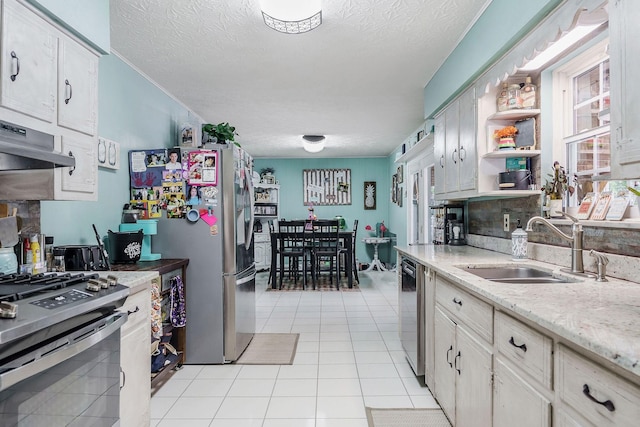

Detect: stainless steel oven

[399,258,425,376]
[0,273,129,426]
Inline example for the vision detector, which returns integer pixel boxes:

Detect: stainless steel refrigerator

[154,145,256,364]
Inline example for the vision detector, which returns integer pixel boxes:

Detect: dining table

[268,230,353,289]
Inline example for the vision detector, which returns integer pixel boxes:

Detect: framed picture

[364,181,376,210]
[391,174,397,203]
[397,187,403,207]
[590,192,612,220]
[303,169,351,205]
[397,165,404,183]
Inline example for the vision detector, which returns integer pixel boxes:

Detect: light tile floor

[150,270,440,426]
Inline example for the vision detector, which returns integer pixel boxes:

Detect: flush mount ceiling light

[260,0,322,34]
[302,135,325,153]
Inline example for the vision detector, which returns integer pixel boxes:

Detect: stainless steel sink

[461,265,577,284]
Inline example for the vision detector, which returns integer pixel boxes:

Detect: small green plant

[542,161,574,200]
[202,123,240,147]
[259,167,275,177]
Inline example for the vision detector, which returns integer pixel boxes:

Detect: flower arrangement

[542,161,574,200]
[494,125,518,139]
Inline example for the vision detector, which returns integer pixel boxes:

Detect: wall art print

[303,169,351,206]
[364,181,376,210]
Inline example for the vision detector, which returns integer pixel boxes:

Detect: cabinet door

[493,358,551,427]
[56,134,97,199]
[444,99,460,193]
[120,288,151,426]
[424,268,436,390]
[455,326,492,427]
[457,87,477,192]
[609,0,640,178]
[434,113,446,195]
[434,306,456,424]
[121,322,151,426]
[1,0,56,122]
[58,35,98,135]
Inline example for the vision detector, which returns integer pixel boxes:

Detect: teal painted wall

[27,0,110,53]
[41,54,197,245]
[423,0,562,118]
[254,157,397,266]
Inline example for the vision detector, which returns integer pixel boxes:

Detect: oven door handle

[0,312,128,392]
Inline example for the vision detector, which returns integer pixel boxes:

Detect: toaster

[55,245,108,271]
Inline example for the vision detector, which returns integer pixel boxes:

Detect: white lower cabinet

[254,232,271,271]
[556,345,640,427]
[434,305,492,426]
[120,285,152,426]
[493,358,551,427]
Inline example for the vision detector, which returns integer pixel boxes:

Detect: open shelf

[482,149,541,159]
[487,109,541,121]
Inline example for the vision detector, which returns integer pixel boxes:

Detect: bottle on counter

[511,219,528,261]
[521,76,537,109]
[45,236,54,272]
[53,247,66,272]
[496,82,509,112]
[0,247,18,275]
[30,235,41,274]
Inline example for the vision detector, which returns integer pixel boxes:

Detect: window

[551,38,632,207]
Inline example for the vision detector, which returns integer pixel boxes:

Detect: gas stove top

[0,272,129,346]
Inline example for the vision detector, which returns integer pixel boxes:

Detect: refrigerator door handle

[245,165,255,250]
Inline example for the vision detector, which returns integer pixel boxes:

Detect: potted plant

[542,161,574,217]
[259,167,276,184]
[493,125,518,150]
[202,123,240,147]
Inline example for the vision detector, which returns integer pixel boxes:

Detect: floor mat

[366,407,451,427]
[234,333,299,365]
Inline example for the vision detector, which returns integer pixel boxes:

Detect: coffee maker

[445,205,466,246]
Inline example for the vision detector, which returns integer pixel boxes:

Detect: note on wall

[303,169,351,206]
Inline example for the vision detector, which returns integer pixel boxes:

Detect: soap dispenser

[511,219,528,260]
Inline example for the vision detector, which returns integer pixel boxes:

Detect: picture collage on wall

[128,148,219,219]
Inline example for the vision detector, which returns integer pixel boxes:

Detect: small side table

[362,237,391,271]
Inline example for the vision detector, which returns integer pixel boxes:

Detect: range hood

[0,120,75,170]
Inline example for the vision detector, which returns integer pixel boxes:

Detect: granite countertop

[396,245,640,379]
[99,270,158,294]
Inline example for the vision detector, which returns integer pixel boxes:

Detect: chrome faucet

[589,250,609,282]
[525,213,584,273]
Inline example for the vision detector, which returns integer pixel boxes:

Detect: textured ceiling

[110,0,488,158]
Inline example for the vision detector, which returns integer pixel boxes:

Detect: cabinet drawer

[436,277,492,342]
[557,345,640,427]
[254,232,271,243]
[120,288,150,336]
[495,311,552,389]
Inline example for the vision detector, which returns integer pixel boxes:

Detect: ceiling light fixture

[260,0,322,34]
[302,135,325,153]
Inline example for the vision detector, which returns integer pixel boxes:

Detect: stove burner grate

[0,273,100,302]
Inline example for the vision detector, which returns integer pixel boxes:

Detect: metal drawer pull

[508,336,527,352]
[454,351,461,375]
[452,297,462,306]
[452,149,458,164]
[127,306,140,315]
[582,384,615,412]
[64,79,73,104]
[446,345,453,367]
[10,51,20,81]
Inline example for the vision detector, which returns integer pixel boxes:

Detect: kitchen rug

[267,274,359,291]
[366,407,451,427]
[235,333,299,365]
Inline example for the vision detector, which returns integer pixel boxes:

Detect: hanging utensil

[92,224,110,270]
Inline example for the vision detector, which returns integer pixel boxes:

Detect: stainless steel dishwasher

[399,257,425,376]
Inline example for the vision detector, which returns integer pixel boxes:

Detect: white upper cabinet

[1,0,57,122]
[57,35,99,136]
[609,0,640,179]
[0,0,100,201]
[434,86,478,198]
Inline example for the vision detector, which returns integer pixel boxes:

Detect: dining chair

[311,219,341,289]
[278,220,309,289]
[267,220,277,287]
[340,219,359,284]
